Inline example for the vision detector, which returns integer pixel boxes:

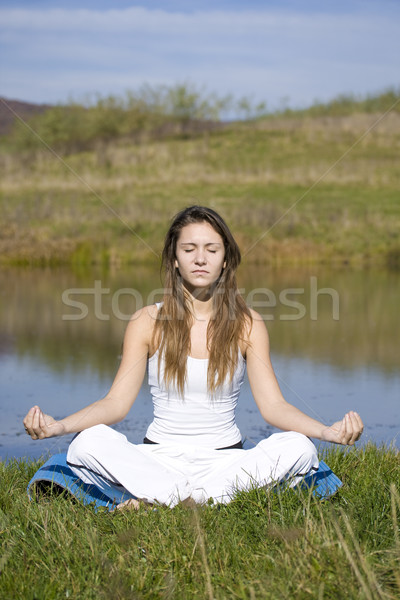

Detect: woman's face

[175,222,226,291]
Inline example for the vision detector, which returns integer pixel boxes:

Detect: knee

[259,431,318,472]
[291,433,318,472]
[67,429,93,464]
[67,424,112,464]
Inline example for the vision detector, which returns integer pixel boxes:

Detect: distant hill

[0,98,52,135]
[1,88,398,152]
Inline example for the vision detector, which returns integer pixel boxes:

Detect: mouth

[192,270,209,274]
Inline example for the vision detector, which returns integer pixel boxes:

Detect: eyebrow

[179,242,222,247]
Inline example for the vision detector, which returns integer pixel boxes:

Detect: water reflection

[242,266,400,374]
[1,265,398,374]
[0,265,399,458]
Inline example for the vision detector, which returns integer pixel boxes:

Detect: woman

[24,206,363,509]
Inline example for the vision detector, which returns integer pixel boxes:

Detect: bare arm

[245,311,363,445]
[23,306,155,440]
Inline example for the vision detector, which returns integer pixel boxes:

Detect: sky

[0,0,399,110]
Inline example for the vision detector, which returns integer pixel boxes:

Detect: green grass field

[1,444,399,599]
[1,92,399,268]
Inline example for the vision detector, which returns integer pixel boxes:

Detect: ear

[223,260,226,269]
[175,259,179,269]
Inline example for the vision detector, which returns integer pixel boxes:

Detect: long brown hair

[153,205,252,396]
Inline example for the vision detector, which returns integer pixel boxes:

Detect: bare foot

[179,497,198,509]
[116,498,141,511]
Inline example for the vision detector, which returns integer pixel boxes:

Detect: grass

[0,98,400,268]
[1,444,399,599]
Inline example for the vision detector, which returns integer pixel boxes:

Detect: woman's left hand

[321,411,364,445]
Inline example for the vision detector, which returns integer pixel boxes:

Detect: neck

[184,286,214,319]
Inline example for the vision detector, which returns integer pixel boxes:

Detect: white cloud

[0,5,398,106]
[0,6,397,36]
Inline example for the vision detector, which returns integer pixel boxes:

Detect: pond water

[1,265,399,461]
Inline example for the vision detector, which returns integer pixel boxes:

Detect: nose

[194,250,206,265]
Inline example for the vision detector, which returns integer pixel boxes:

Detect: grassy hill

[0,97,52,135]
[0,88,399,268]
[1,445,399,600]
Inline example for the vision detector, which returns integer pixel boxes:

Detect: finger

[344,413,356,445]
[342,413,352,444]
[31,407,42,439]
[335,417,346,443]
[335,414,347,442]
[329,416,346,445]
[24,406,42,439]
[344,412,361,445]
[36,409,47,439]
[39,411,48,438]
[353,411,364,435]
[23,406,36,430]
[341,413,357,445]
[349,411,364,443]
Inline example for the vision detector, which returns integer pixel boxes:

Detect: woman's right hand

[23,406,66,440]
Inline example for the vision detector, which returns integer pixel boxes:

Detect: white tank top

[145,350,246,448]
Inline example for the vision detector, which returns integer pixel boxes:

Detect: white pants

[67,424,319,507]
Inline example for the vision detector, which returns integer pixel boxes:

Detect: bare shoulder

[123,304,159,349]
[247,309,269,335]
[243,309,270,354]
[248,307,266,323]
[140,303,160,322]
